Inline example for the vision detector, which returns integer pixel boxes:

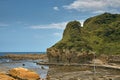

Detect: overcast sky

[0,0,120,52]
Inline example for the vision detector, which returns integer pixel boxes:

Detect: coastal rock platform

[48,64,120,80]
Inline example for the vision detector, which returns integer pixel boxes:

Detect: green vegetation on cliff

[47,13,120,63]
[83,13,120,55]
[52,21,91,51]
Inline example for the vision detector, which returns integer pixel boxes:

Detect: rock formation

[0,54,47,60]
[47,13,120,63]
[0,73,16,80]
[8,67,40,80]
[47,21,94,63]
[108,55,120,63]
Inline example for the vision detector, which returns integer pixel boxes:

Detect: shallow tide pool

[0,59,49,79]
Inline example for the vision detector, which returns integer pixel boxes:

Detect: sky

[0,0,120,52]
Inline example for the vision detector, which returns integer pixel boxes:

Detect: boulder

[0,73,16,80]
[9,67,40,80]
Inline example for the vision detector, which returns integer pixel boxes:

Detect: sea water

[0,52,45,56]
[0,52,48,79]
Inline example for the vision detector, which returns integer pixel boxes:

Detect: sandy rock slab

[8,67,40,80]
[0,73,16,80]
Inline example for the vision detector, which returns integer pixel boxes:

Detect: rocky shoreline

[0,53,48,60]
[1,62,120,80]
[48,64,120,80]
[0,54,49,80]
[35,58,120,80]
[1,54,120,80]
[0,59,120,80]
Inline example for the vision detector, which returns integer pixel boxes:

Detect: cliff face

[47,13,120,63]
[47,21,93,63]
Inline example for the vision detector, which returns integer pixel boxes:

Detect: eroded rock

[9,67,40,80]
[0,73,16,80]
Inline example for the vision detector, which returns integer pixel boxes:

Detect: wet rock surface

[48,65,120,80]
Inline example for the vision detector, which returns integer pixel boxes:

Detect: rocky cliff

[47,13,120,63]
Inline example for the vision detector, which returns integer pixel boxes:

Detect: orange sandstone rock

[0,73,16,80]
[9,67,40,80]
